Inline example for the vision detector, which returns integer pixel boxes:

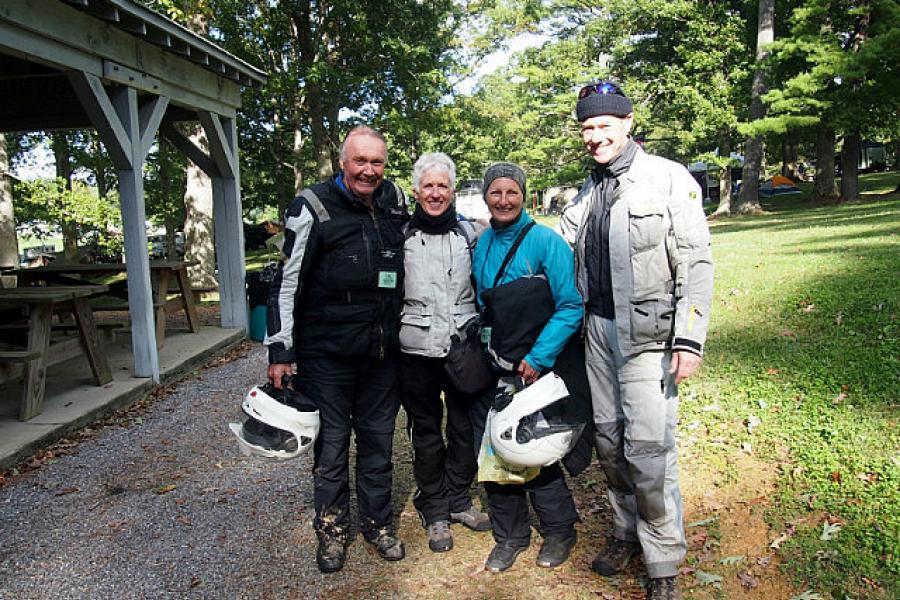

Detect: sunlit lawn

[534,172,899,598]
[690,190,899,598]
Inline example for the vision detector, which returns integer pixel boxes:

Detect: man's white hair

[339,125,388,163]
[412,152,456,192]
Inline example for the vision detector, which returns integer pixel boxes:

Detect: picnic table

[0,285,113,420]
[14,261,202,349]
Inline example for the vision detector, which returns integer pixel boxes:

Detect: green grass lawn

[535,173,898,598]
[690,192,899,599]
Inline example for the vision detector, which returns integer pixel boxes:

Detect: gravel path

[0,343,414,600]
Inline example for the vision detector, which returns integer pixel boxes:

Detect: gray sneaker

[426,520,453,553]
[450,505,491,531]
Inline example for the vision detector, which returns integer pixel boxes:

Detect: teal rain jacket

[473,210,584,372]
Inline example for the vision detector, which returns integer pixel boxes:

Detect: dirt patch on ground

[340,421,804,600]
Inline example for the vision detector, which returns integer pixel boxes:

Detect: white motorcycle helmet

[228,382,319,460]
[489,372,584,468]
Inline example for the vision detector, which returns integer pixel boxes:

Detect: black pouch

[444,317,496,394]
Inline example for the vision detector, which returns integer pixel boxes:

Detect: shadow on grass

[692,197,899,598]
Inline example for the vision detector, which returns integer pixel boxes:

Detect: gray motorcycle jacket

[558,147,713,357]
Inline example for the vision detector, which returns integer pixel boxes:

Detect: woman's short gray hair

[412,152,456,192]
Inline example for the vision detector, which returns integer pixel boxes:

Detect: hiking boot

[426,520,453,553]
[315,531,348,574]
[363,526,405,561]
[450,505,492,531]
[485,541,528,572]
[646,576,680,600]
[536,533,577,568]
[590,538,642,576]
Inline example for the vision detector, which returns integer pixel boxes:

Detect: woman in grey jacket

[400,152,490,553]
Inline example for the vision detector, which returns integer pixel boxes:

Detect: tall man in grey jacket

[558,82,713,600]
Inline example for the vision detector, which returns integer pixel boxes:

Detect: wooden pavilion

[0,0,267,382]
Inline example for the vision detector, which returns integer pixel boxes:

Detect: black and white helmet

[228,382,319,460]
[489,373,584,468]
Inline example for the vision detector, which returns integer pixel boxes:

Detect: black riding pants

[470,388,579,546]
[400,352,479,525]
[294,354,400,536]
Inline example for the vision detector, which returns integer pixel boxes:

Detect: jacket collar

[331,174,387,211]
[490,209,533,239]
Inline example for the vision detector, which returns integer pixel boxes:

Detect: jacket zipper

[367,207,385,360]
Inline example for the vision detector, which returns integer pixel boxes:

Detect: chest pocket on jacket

[628,199,666,254]
[320,218,373,290]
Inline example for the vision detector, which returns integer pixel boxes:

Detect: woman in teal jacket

[471,162,584,573]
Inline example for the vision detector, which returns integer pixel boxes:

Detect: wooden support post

[68,71,170,381]
[200,112,247,330]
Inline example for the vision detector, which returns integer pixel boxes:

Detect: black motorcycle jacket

[265,176,409,363]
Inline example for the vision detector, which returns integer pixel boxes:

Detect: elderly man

[265,126,409,573]
[558,82,713,600]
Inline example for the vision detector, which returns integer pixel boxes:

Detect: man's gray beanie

[482,162,527,199]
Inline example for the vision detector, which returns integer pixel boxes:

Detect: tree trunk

[0,134,19,269]
[781,137,799,180]
[839,131,860,203]
[182,124,218,288]
[714,128,733,216]
[92,136,109,200]
[738,0,775,214]
[271,110,288,219]
[813,126,837,200]
[183,12,217,288]
[292,120,304,197]
[51,132,79,262]
[158,138,179,262]
[294,4,334,182]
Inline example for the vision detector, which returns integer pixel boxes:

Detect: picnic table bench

[0,285,112,420]
[14,261,202,349]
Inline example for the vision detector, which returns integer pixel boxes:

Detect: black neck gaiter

[585,140,639,318]
[409,203,458,235]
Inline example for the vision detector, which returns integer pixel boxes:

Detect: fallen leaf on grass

[738,572,759,589]
[856,472,879,484]
[695,569,724,588]
[789,591,823,600]
[770,524,796,549]
[687,516,719,528]
[689,532,709,550]
[834,312,844,326]
[781,329,798,340]
[154,484,177,495]
[832,392,847,405]
[820,522,841,540]
[55,486,80,496]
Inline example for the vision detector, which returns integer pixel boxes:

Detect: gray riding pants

[585,314,686,579]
